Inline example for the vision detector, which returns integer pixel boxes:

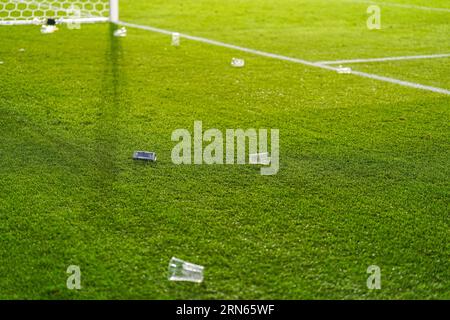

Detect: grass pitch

[0,0,449,299]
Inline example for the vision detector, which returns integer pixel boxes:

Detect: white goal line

[0,17,108,25]
[117,21,450,96]
[317,53,450,65]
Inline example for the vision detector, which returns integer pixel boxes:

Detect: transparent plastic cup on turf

[172,32,180,46]
[113,27,127,37]
[337,65,352,74]
[168,257,204,283]
[231,58,245,68]
[40,25,58,34]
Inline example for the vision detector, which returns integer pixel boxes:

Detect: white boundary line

[118,21,450,96]
[0,18,108,25]
[345,0,450,13]
[117,21,338,72]
[350,70,450,95]
[318,53,450,65]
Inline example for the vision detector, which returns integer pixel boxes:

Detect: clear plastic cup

[231,58,245,68]
[113,27,127,37]
[337,65,352,74]
[171,33,180,46]
[168,257,204,283]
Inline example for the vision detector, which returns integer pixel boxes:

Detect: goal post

[109,0,118,23]
[0,0,119,25]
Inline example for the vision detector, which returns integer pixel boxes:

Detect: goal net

[0,0,119,25]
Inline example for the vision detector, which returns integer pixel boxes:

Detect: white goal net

[0,0,118,25]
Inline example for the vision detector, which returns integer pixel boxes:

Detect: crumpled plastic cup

[231,58,245,68]
[40,25,58,34]
[337,65,352,74]
[168,257,204,283]
[171,32,180,46]
[113,27,127,37]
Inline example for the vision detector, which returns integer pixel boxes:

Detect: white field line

[118,21,450,96]
[117,21,338,72]
[350,70,450,95]
[345,0,450,13]
[318,53,450,65]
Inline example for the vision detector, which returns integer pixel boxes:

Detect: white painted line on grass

[117,21,339,72]
[119,21,174,36]
[350,70,450,95]
[118,21,450,96]
[318,53,450,65]
[345,0,450,13]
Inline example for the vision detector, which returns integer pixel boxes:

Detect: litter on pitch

[231,58,245,68]
[19,48,25,52]
[114,27,127,37]
[40,18,58,34]
[249,152,271,165]
[0,61,3,65]
[168,257,204,283]
[132,151,157,162]
[171,32,180,46]
[337,65,352,74]
[40,25,58,34]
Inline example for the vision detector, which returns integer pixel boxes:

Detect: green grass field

[0,0,449,299]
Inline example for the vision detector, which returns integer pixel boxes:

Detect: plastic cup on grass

[168,257,204,283]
